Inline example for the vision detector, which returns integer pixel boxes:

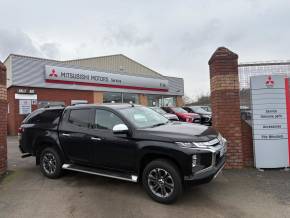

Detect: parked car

[200,106,211,112]
[161,107,200,123]
[150,107,179,121]
[183,106,212,125]
[18,104,226,204]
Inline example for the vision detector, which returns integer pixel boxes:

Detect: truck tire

[142,159,182,204]
[40,147,63,179]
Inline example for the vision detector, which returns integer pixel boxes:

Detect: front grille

[204,117,211,122]
[197,153,212,168]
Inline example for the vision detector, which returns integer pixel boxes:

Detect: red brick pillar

[0,61,7,175]
[209,47,244,168]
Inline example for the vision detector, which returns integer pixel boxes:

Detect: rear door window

[68,109,92,128]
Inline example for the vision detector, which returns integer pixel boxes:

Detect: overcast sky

[1,0,290,99]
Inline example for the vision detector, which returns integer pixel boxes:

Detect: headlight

[176,134,226,149]
[217,133,227,144]
[175,141,208,149]
[192,154,198,167]
[175,142,194,148]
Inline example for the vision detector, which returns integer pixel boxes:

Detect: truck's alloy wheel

[142,159,182,204]
[43,152,57,175]
[148,168,174,198]
[40,147,63,179]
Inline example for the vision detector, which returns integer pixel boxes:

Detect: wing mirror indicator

[113,124,129,134]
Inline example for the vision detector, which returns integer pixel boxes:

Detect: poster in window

[19,100,32,115]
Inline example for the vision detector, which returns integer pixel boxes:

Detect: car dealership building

[4,54,184,135]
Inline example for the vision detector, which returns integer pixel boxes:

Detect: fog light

[192,154,198,167]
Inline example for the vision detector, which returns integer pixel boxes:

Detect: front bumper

[184,141,227,181]
[201,116,212,124]
[184,155,226,181]
[193,118,201,123]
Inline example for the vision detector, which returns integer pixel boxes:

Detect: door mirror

[112,124,129,134]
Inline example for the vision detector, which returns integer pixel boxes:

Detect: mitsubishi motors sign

[251,75,290,168]
[45,65,169,92]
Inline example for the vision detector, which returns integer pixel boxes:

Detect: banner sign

[45,65,169,92]
[251,75,290,168]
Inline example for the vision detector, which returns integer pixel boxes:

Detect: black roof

[40,106,65,110]
[65,103,141,110]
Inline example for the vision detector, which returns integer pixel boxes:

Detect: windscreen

[191,107,208,114]
[119,106,169,128]
[171,107,188,113]
[151,107,166,115]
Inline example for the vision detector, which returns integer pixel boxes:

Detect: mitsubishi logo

[49,69,58,77]
[265,75,274,88]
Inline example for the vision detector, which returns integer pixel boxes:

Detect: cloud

[1,0,290,98]
[0,29,60,61]
[0,29,40,60]
[103,23,152,47]
[180,19,222,52]
[40,43,60,59]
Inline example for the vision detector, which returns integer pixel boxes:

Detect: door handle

[62,133,70,137]
[91,137,101,141]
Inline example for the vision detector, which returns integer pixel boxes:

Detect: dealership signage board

[19,99,32,115]
[15,93,37,100]
[250,75,290,168]
[45,65,169,92]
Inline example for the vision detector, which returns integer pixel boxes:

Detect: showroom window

[123,93,139,104]
[103,92,139,104]
[147,95,176,107]
[38,101,65,108]
[163,96,176,106]
[147,95,163,107]
[103,92,122,103]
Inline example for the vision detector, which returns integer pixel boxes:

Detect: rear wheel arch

[35,140,64,165]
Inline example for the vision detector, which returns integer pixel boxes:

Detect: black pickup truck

[19,104,227,204]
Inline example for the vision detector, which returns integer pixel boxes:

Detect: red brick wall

[241,120,254,167]
[209,47,244,168]
[0,61,7,175]
[209,47,255,168]
[8,86,95,135]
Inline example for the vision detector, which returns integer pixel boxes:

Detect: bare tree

[187,93,211,106]
[182,95,194,105]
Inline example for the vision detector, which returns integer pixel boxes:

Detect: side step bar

[62,164,138,183]
[21,153,32,158]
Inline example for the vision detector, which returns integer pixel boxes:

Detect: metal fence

[238,61,290,123]
[238,60,290,89]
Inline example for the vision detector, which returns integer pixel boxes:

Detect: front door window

[94,109,124,130]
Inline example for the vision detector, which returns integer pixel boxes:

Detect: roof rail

[43,105,65,108]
